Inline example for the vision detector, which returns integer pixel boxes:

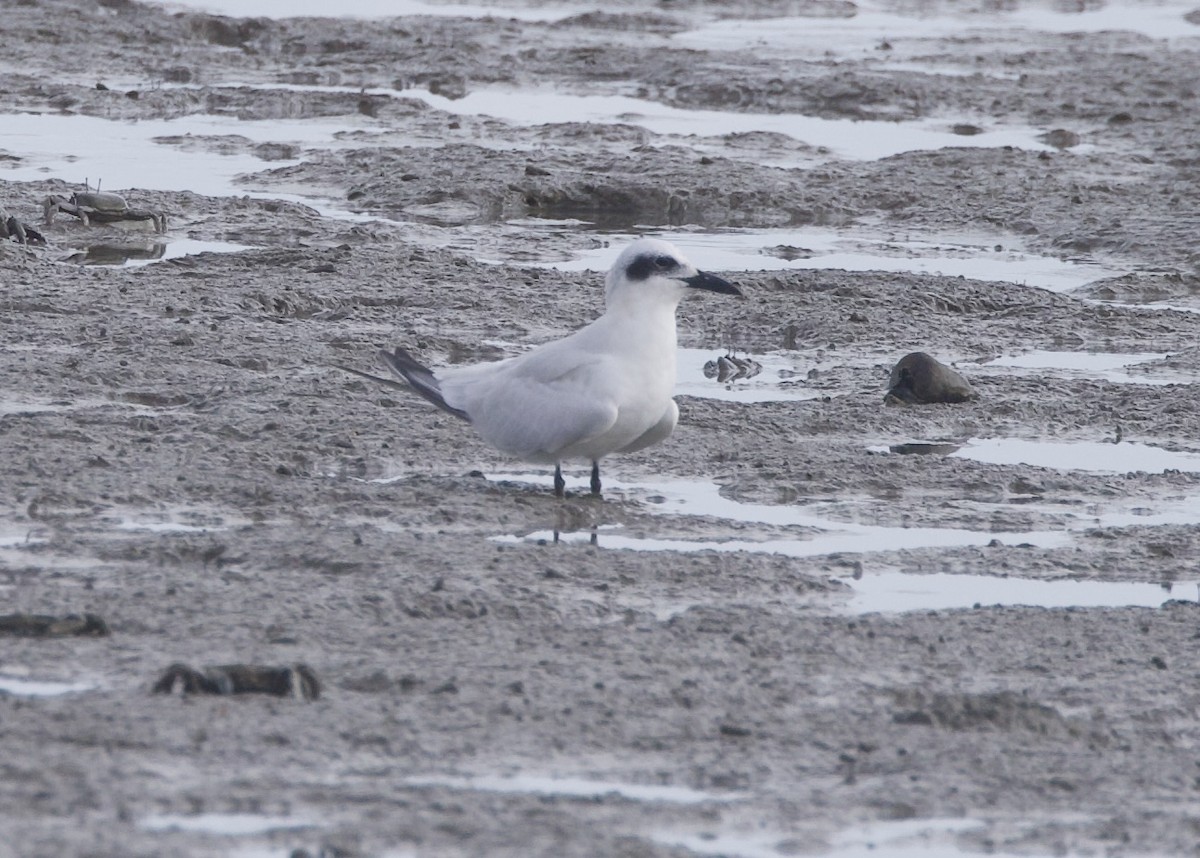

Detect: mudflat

[3,1,1200,856]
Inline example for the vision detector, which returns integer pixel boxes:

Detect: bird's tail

[378,347,471,422]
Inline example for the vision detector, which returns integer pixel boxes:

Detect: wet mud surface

[4,1,1200,856]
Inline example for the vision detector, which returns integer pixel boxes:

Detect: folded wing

[441,348,621,461]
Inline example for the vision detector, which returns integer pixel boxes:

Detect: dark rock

[0,613,110,637]
[152,663,321,700]
[1040,128,1081,149]
[885,352,977,405]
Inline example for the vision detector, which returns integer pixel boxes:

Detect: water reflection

[61,242,166,266]
[487,471,1200,612]
[889,442,962,456]
[59,238,252,267]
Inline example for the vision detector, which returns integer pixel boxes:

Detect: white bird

[343,238,742,497]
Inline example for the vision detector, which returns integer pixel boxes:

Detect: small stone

[1040,128,1081,149]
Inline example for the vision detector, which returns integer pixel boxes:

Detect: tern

[342,238,742,497]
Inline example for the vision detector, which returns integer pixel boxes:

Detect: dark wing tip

[378,347,471,422]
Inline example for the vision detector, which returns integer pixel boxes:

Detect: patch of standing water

[0,110,479,227]
[675,0,1200,55]
[403,87,1057,162]
[0,393,170,416]
[0,99,1052,223]
[499,525,1070,558]
[139,814,320,835]
[826,817,1061,858]
[966,351,1175,385]
[0,528,41,548]
[0,112,377,197]
[675,347,818,404]
[652,817,1042,858]
[526,228,1124,291]
[487,473,1200,612]
[0,674,97,697]
[112,510,243,534]
[153,0,580,21]
[489,473,1072,556]
[649,827,808,858]
[950,439,1200,474]
[840,570,1196,615]
[403,773,736,804]
[60,238,252,267]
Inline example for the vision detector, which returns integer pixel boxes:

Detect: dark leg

[554,464,565,498]
[590,460,602,496]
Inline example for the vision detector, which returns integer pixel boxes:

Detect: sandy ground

[4,1,1200,856]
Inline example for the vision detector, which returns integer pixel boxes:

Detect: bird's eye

[654,255,675,269]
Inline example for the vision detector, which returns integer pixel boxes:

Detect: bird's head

[605,238,741,310]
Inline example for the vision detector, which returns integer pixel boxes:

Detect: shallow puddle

[1081,495,1200,529]
[825,817,1063,858]
[652,816,1021,858]
[498,525,1069,558]
[153,0,578,21]
[113,512,238,534]
[950,438,1200,474]
[405,87,1055,163]
[59,237,252,267]
[887,442,964,456]
[840,570,1195,614]
[675,1,1200,55]
[488,472,1200,612]
[968,350,1175,385]
[0,397,86,417]
[675,347,817,404]
[491,472,1072,556]
[1101,297,1200,315]
[0,108,1128,298]
[529,228,1122,291]
[0,674,97,697]
[140,813,319,835]
[0,528,41,548]
[404,773,735,804]
[650,827,805,858]
[0,101,1051,224]
[0,112,368,197]
[0,394,167,417]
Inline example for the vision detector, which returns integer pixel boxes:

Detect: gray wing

[441,353,621,460]
[618,399,678,454]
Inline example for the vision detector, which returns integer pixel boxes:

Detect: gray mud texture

[4,1,1200,856]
